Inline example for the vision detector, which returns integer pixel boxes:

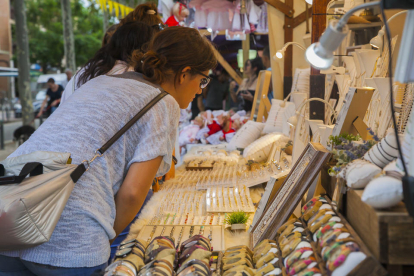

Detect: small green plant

[224,211,249,225]
[328,133,360,146]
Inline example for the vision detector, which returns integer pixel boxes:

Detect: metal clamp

[81,149,104,172]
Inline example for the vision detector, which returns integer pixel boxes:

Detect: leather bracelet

[113,264,135,276]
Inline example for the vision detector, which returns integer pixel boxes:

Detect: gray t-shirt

[1,73,180,267]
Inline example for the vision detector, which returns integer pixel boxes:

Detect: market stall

[104,0,414,275]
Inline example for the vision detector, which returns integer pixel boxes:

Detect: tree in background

[24,0,107,73]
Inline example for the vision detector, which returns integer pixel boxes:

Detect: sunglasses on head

[192,70,211,89]
[152,23,167,31]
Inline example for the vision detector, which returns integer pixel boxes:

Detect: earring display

[206,185,255,213]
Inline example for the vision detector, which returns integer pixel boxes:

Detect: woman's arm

[112,156,163,242]
[229,81,239,103]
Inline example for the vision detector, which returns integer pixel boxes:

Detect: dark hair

[262,46,270,58]
[102,24,119,47]
[120,3,163,27]
[132,27,217,85]
[47,78,55,84]
[247,57,265,77]
[78,22,154,88]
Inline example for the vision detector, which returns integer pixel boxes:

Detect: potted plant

[225,211,249,231]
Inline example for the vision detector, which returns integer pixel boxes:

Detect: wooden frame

[331,87,375,138]
[250,70,272,122]
[250,142,331,246]
[250,171,289,229]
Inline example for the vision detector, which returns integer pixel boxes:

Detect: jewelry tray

[138,225,225,252]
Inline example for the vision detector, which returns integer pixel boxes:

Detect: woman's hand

[242,91,254,102]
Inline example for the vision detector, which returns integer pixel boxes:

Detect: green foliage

[224,211,249,225]
[328,133,360,146]
[23,0,109,73]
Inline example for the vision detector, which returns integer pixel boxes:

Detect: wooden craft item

[331,87,375,138]
[353,116,373,141]
[250,172,288,229]
[250,70,272,122]
[250,143,331,247]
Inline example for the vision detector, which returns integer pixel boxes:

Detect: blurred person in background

[204,69,229,111]
[37,78,64,117]
[230,57,265,112]
[61,69,73,88]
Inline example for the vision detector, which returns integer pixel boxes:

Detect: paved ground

[0,141,18,160]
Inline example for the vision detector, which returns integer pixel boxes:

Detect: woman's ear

[179,66,192,84]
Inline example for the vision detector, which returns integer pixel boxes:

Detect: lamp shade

[305,43,334,70]
[275,50,284,59]
[370,29,384,50]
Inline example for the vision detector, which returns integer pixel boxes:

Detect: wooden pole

[61,0,76,72]
[309,0,329,120]
[212,47,243,85]
[14,0,34,126]
[242,35,250,79]
[283,0,294,98]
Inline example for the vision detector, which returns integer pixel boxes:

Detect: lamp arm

[296,98,337,125]
[337,1,380,29]
[387,10,408,23]
[282,42,306,51]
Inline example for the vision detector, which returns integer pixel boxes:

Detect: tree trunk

[61,0,76,72]
[14,0,34,125]
[103,9,109,34]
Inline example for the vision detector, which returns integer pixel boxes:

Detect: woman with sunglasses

[60,3,164,105]
[0,27,216,275]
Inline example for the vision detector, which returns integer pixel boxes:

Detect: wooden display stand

[346,189,414,274]
[250,70,272,122]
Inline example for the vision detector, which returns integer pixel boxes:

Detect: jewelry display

[397,83,414,134]
[206,185,255,213]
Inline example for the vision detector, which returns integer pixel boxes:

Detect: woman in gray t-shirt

[0,27,217,274]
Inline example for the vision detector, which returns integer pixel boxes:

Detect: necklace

[169,226,176,241]
[176,227,184,250]
[147,225,157,242]
[199,226,205,235]
[189,226,195,238]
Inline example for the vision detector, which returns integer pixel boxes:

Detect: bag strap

[0,162,43,185]
[98,91,168,155]
[70,90,168,183]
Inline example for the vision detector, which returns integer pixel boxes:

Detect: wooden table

[346,189,414,275]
